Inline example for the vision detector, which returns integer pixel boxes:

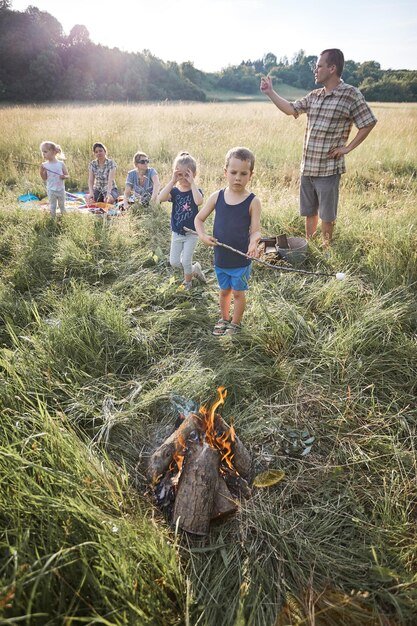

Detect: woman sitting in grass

[123,151,160,210]
[87,142,118,204]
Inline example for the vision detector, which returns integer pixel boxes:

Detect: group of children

[39,141,262,336]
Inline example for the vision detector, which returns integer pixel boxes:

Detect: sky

[11,0,417,71]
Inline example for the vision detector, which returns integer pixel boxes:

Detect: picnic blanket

[18,192,123,216]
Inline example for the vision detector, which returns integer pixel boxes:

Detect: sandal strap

[212,319,231,336]
[213,319,230,330]
[224,322,242,335]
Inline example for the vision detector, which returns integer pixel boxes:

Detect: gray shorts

[300,174,341,222]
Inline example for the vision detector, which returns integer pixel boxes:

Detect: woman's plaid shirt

[89,158,117,192]
[291,81,377,177]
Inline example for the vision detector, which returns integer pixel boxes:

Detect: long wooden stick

[13,159,60,176]
[184,227,338,278]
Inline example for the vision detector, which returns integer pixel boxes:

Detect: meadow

[0,101,416,626]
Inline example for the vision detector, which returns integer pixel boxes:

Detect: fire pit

[147,387,252,536]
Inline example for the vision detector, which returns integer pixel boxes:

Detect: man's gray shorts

[300,174,341,222]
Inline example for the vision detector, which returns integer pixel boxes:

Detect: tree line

[0,3,416,103]
[235,51,417,102]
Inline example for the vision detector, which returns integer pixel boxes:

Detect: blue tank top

[213,189,255,268]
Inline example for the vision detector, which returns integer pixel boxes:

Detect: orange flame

[171,433,186,474]
[198,386,236,471]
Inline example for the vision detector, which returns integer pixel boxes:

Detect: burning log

[148,387,251,536]
[214,414,251,477]
[173,441,221,535]
[147,413,201,485]
[147,412,252,483]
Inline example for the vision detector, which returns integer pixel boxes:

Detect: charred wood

[147,414,202,484]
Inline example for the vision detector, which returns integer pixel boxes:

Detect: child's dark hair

[225,146,255,172]
[40,141,65,159]
[173,151,197,174]
[92,142,107,153]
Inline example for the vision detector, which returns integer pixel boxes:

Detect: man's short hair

[321,49,344,77]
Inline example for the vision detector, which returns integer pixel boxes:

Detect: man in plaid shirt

[260,49,377,243]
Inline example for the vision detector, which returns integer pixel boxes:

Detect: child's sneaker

[212,319,230,336]
[182,280,193,291]
[224,322,242,335]
[192,262,207,283]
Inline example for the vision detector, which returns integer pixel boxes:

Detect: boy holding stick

[194,147,261,336]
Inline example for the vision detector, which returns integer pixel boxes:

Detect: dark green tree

[27,50,65,100]
[356,60,383,83]
[263,52,277,73]
[343,60,360,86]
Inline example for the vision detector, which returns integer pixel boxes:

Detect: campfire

[147,387,252,536]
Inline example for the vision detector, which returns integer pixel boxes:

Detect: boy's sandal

[212,319,230,336]
[224,322,242,336]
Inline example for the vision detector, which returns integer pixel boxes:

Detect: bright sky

[12,0,417,71]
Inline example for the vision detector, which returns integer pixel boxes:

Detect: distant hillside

[205,84,308,102]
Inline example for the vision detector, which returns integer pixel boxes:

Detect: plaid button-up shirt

[89,158,117,193]
[291,81,377,177]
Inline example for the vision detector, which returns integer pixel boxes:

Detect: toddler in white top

[39,141,69,217]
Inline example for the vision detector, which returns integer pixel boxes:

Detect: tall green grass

[0,102,416,625]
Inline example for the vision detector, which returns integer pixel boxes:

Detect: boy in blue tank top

[194,147,261,336]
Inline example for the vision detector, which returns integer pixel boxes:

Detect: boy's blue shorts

[214,265,252,291]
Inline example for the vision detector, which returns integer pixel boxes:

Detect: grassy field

[204,84,307,102]
[0,102,416,626]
